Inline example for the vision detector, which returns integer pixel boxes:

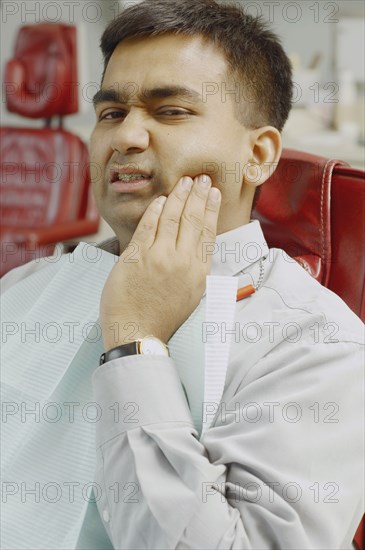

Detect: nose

[110,110,149,154]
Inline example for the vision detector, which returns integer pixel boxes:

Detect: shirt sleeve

[92,339,364,549]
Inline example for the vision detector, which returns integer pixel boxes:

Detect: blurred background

[1,0,364,262]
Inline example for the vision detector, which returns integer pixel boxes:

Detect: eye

[157,108,191,117]
[99,110,127,121]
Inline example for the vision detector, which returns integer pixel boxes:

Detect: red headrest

[253,149,348,286]
[4,23,78,118]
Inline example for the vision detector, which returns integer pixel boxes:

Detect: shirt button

[102,509,110,523]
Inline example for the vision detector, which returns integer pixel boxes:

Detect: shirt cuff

[92,355,195,448]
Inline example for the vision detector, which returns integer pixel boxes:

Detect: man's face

[90,34,254,236]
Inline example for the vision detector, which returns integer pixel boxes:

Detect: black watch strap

[100,341,138,365]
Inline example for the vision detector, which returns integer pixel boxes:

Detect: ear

[244,126,282,190]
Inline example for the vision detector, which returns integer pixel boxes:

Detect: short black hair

[100,0,293,132]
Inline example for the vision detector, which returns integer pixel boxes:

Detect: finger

[198,186,221,266]
[154,176,194,246]
[122,196,167,257]
[176,174,212,251]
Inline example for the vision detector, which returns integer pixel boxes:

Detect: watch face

[140,337,169,356]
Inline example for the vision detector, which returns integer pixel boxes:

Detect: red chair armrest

[26,220,100,246]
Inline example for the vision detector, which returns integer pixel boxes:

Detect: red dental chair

[253,148,364,550]
[0,22,99,277]
[253,148,364,322]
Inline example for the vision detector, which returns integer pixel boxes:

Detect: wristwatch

[100,335,169,365]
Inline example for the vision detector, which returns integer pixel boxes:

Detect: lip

[109,165,153,193]
[110,177,153,193]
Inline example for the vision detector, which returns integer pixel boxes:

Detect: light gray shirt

[92,222,364,549]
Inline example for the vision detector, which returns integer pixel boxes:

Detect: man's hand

[100,174,221,351]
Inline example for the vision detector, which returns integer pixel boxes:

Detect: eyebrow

[92,85,202,109]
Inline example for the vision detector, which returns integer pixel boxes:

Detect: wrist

[103,332,146,353]
[101,316,169,351]
[100,335,170,365]
[101,317,147,351]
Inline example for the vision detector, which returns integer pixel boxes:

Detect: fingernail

[197,175,211,189]
[209,187,221,202]
[180,177,193,191]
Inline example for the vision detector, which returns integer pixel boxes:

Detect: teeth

[117,174,150,182]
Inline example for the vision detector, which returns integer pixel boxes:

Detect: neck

[216,190,253,235]
[216,207,251,235]
[117,226,136,255]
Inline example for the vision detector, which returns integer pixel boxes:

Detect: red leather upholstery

[1,23,99,276]
[330,166,365,321]
[0,127,99,276]
[4,23,78,118]
[253,149,365,320]
[253,148,364,550]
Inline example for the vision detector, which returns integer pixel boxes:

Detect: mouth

[109,166,153,193]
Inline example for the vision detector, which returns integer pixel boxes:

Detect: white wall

[251,0,364,82]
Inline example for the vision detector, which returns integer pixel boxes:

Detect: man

[1,0,363,548]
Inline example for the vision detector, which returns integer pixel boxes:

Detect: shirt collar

[211,220,268,277]
[98,220,268,278]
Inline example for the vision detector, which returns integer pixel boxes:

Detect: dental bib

[1,244,116,549]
